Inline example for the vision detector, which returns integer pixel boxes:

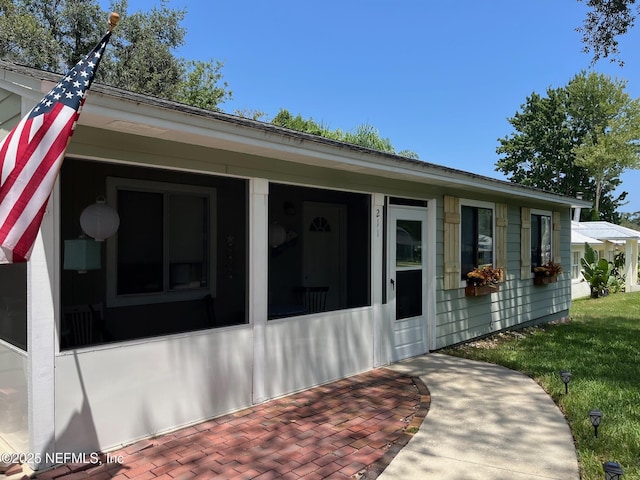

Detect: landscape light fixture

[589,409,603,438]
[560,370,572,394]
[603,461,624,480]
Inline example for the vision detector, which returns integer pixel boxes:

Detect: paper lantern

[80,197,120,241]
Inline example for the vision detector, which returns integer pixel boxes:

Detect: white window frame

[530,208,553,275]
[572,250,581,279]
[459,199,495,288]
[106,177,217,307]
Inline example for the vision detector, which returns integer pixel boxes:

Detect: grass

[443,292,640,480]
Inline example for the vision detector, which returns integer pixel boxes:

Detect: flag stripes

[0,31,111,263]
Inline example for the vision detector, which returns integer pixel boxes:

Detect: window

[107,178,216,306]
[531,211,552,270]
[460,201,494,280]
[572,251,581,279]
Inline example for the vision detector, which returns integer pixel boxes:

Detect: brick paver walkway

[19,368,430,480]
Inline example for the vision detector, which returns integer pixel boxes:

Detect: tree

[567,72,640,218]
[0,0,232,110]
[578,0,638,65]
[496,71,640,221]
[0,0,85,71]
[271,109,419,158]
[271,109,343,140]
[620,211,640,230]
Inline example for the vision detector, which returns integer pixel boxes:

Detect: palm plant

[580,242,611,298]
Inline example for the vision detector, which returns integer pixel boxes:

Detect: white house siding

[264,308,375,399]
[434,205,572,349]
[54,326,253,453]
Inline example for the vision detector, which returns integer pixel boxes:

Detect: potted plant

[533,261,563,285]
[465,265,504,296]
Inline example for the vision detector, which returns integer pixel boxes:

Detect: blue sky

[102,0,640,214]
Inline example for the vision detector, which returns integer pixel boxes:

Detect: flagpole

[108,12,120,32]
[0,12,120,263]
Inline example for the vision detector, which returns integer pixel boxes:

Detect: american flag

[0,31,112,263]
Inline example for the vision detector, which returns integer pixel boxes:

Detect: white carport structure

[571,221,640,297]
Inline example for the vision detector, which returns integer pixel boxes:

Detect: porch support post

[625,239,638,291]
[250,179,269,404]
[26,185,59,470]
[372,194,386,367]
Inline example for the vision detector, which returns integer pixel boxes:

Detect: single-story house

[571,220,640,298]
[0,59,591,471]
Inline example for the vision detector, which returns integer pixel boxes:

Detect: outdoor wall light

[560,370,572,394]
[603,461,624,480]
[589,409,603,438]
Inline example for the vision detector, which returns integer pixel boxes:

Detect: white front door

[388,205,428,362]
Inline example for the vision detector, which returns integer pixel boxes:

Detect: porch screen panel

[0,263,27,350]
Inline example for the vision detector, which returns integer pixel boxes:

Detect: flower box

[534,275,558,285]
[465,285,500,297]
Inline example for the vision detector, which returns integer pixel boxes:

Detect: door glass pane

[117,190,164,294]
[396,220,422,267]
[396,269,422,320]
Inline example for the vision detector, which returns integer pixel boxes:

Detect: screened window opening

[60,160,248,350]
[461,204,494,279]
[268,184,370,319]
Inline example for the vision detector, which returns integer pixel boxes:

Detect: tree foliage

[568,72,640,218]
[578,0,638,65]
[620,211,640,230]
[496,71,640,221]
[0,0,232,110]
[271,109,419,158]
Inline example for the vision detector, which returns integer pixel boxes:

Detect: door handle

[390,278,395,290]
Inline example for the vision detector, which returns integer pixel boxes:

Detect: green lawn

[443,292,640,480]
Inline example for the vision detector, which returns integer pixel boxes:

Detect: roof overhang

[1,60,591,208]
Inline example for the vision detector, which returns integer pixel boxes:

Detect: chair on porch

[294,286,329,314]
[63,303,103,348]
